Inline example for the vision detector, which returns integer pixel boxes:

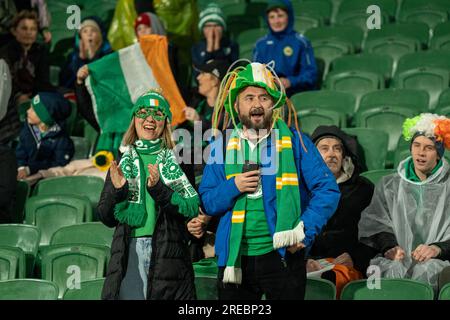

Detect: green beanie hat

[131,90,172,121]
[31,94,54,126]
[198,3,226,32]
[224,62,286,117]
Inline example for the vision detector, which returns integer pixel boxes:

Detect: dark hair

[11,10,39,30]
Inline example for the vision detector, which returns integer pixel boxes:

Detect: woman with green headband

[97,90,200,300]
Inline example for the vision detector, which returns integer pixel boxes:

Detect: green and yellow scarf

[114,139,198,226]
[223,119,304,283]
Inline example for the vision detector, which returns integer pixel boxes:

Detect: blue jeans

[119,237,152,300]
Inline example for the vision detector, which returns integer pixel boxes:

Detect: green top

[405,157,443,182]
[131,151,158,237]
[240,138,273,256]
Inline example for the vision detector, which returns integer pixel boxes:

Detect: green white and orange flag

[85,34,185,154]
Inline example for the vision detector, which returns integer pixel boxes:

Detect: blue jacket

[199,128,340,267]
[253,0,318,96]
[16,123,74,174]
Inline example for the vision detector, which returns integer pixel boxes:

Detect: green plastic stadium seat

[439,282,450,300]
[363,36,420,70]
[50,222,114,248]
[0,246,26,280]
[305,25,364,52]
[342,128,389,171]
[292,0,333,23]
[0,279,59,300]
[360,169,396,185]
[337,0,397,21]
[25,195,92,246]
[393,136,413,168]
[290,90,356,118]
[297,109,346,135]
[226,15,263,41]
[220,2,247,17]
[365,23,430,49]
[195,275,218,300]
[341,278,434,300]
[392,67,450,110]
[431,21,450,51]
[193,258,218,277]
[240,47,254,61]
[334,10,389,33]
[40,244,109,298]
[63,278,105,300]
[330,53,394,82]
[359,89,429,113]
[436,88,450,116]
[33,176,105,215]
[71,136,91,160]
[236,28,266,51]
[397,0,450,18]
[324,70,384,111]
[0,224,40,277]
[398,7,448,29]
[294,15,323,34]
[305,278,336,300]
[83,120,99,157]
[11,180,29,223]
[396,51,450,75]
[310,39,353,79]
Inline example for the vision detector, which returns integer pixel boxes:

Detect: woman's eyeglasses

[134,108,166,121]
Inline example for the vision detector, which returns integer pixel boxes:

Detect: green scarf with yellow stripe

[223,119,304,284]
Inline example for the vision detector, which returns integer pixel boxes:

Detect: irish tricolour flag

[85,35,185,153]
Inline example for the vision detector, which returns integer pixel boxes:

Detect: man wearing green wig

[199,62,340,300]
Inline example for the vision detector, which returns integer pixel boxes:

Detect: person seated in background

[253,0,317,97]
[59,16,112,89]
[308,126,377,297]
[14,0,52,43]
[0,10,52,144]
[359,114,450,291]
[16,92,74,180]
[191,3,239,85]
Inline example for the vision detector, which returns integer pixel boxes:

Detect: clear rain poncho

[358,157,450,290]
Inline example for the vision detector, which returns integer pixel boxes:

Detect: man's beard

[239,107,273,132]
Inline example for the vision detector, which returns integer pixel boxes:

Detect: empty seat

[436,88,450,116]
[431,21,450,51]
[342,128,389,171]
[294,15,323,34]
[341,278,434,300]
[359,89,429,112]
[292,0,333,23]
[305,25,364,52]
[324,70,384,111]
[305,278,336,300]
[25,195,92,246]
[40,244,109,298]
[334,10,390,33]
[393,136,413,168]
[33,176,105,214]
[0,279,59,300]
[396,51,450,75]
[439,282,450,300]
[337,0,397,21]
[392,67,450,109]
[63,278,105,300]
[360,169,396,185]
[310,39,353,79]
[0,224,40,277]
[330,53,394,82]
[50,222,114,248]
[365,23,430,49]
[290,90,356,117]
[71,136,91,160]
[0,246,26,280]
[297,109,346,135]
[398,7,448,29]
[236,28,266,53]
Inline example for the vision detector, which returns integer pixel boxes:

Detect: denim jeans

[119,237,152,300]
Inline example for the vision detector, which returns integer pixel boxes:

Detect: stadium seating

[439,282,450,300]
[392,67,450,110]
[336,0,397,21]
[40,244,109,298]
[342,128,389,171]
[0,225,40,277]
[310,39,353,79]
[436,88,450,116]
[341,278,434,300]
[294,15,324,34]
[71,136,91,160]
[50,222,114,248]
[0,246,26,280]
[0,279,59,300]
[292,0,333,24]
[32,176,105,215]
[329,53,394,83]
[365,23,430,49]
[236,28,266,54]
[305,278,336,300]
[398,6,448,29]
[395,51,450,74]
[305,25,364,52]
[195,275,218,300]
[360,169,396,185]
[63,278,105,300]
[431,21,450,51]
[290,90,356,118]
[297,109,346,135]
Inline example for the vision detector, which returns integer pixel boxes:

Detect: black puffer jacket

[98,164,196,300]
[309,126,376,272]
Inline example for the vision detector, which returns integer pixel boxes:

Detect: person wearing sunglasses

[97,90,200,300]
